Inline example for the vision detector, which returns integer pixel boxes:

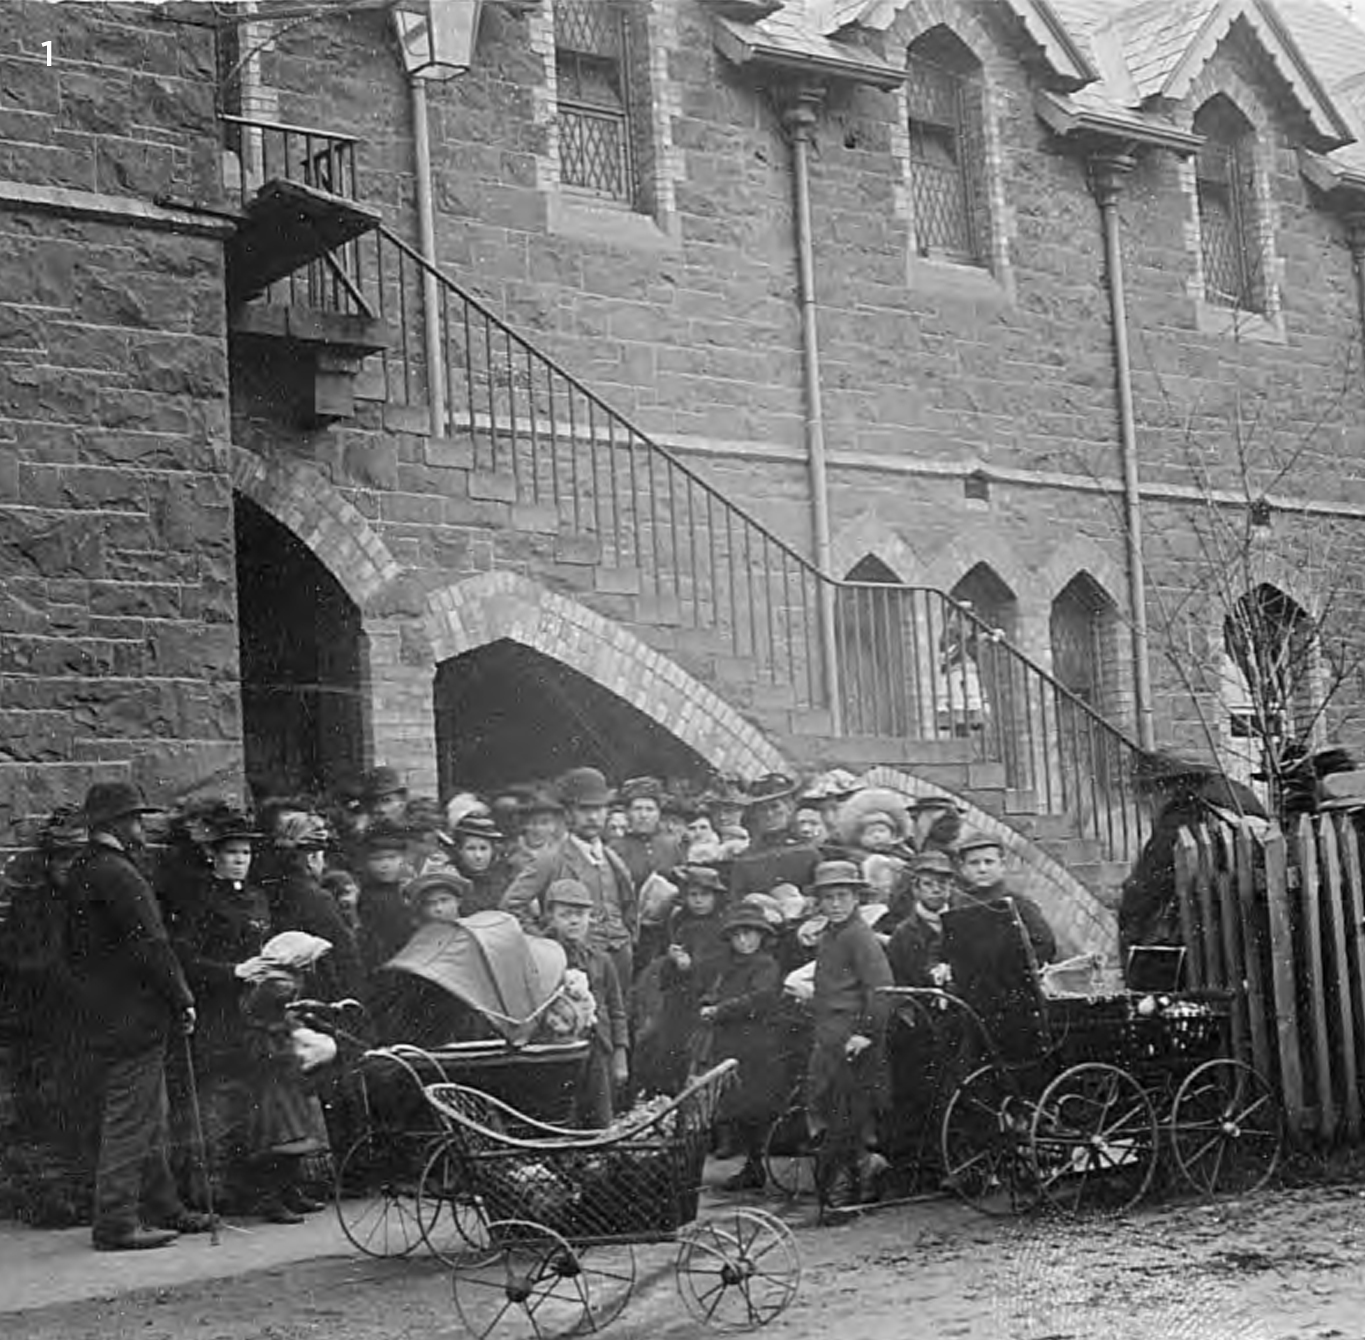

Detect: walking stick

[181,1031,221,1246]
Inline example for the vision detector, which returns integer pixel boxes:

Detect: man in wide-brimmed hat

[502,767,638,986]
[729,774,822,901]
[67,781,211,1251]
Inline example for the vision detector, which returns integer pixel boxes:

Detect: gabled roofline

[1001,0,1100,89]
[1158,0,1355,149]
[712,16,908,89]
[1035,89,1206,155]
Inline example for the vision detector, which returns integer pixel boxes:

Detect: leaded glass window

[1194,98,1264,313]
[555,0,641,208]
[907,35,986,267]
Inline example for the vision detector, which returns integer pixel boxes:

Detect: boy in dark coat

[953,828,1057,965]
[698,902,783,1190]
[805,860,894,1208]
[542,879,628,1127]
[654,866,728,1094]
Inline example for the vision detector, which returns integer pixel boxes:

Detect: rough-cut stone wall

[0,2,235,845]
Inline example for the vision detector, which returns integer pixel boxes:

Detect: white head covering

[235,930,332,983]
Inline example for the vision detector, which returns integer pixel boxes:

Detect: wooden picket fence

[1174,814,1365,1144]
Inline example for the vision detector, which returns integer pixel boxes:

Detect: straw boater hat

[452,814,504,844]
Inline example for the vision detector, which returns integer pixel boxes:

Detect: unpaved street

[6,1181,1363,1340]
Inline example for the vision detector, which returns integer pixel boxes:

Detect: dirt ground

[5,1174,1364,1340]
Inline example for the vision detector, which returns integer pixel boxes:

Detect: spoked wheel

[940,1064,1038,1216]
[334,1132,429,1257]
[451,1219,635,1340]
[1029,1063,1158,1217]
[762,1096,818,1201]
[676,1206,801,1330]
[416,1138,490,1265]
[1171,1059,1283,1198]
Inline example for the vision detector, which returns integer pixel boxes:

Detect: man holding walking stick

[67,781,215,1251]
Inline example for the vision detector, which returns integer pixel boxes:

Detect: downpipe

[1092,153,1155,751]
[784,89,842,732]
[409,77,448,437]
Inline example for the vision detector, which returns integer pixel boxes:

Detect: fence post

[1337,815,1365,1139]
[1322,817,1361,1141]
[1175,828,1204,989]
[1194,823,1223,988]
[1215,824,1248,1064]
[1265,824,1307,1138]
[1235,820,1273,1084]
[1297,814,1335,1142]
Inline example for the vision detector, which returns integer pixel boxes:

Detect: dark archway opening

[235,494,366,799]
[433,640,709,795]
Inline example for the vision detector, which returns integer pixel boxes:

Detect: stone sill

[1193,299,1286,345]
[547,191,681,254]
[907,252,1013,306]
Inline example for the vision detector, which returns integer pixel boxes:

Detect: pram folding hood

[380,910,567,1046]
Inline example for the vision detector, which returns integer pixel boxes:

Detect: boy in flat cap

[542,878,628,1127]
[954,829,1057,965]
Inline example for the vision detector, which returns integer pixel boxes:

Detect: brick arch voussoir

[862,0,999,61]
[926,528,1036,608]
[861,765,1118,959]
[424,572,793,780]
[830,514,924,584]
[227,446,402,611]
[1037,539,1128,616]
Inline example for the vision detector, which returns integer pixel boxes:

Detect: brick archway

[226,446,401,610]
[424,572,793,780]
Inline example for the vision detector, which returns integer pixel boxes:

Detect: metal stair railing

[228,168,1148,865]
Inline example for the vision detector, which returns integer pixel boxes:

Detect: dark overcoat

[700,948,784,1125]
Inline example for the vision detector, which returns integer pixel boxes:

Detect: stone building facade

[3,0,1365,943]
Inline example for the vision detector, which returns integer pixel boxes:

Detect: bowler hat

[811,859,868,893]
[545,877,595,909]
[361,766,407,802]
[954,827,1004,858]
[723,903,775,937]
[619,776,665,805]
[363,819,410,853]
[745,773,798,807]
[83,781,158,829]
[676,865,727,895]
[406,869,472,907]
[557,767,614,808]
[453,814,504,843]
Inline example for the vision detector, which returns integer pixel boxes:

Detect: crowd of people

[0,762,1062,1250]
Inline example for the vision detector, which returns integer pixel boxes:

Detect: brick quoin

[424,571,794,781]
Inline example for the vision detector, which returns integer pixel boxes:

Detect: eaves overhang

[1000,0,1100,90]
[1297,146,1365,209]
[1035,89,1205,156]
[712,16,908,89]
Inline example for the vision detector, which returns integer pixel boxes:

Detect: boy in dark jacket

[543,879,628,1127]
[954,829,1057,965]
[698,902,783,1190]
[654,866,728,1094]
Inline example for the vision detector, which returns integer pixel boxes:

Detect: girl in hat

[448,815,509,915]
[697,902,783,1191]
[234,932,336,1223]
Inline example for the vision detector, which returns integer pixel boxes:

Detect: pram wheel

[940,1063,1038,1216]
[762,1091,818,1201]
[1029,1063,1158,1216]
[1170,1059,1282,1198]
[676,1206,801,1330]
[417,1138,491,1264]
[450,1218,635,1340]
[334,1132,428,1257]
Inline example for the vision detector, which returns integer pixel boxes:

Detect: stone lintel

[0,181,237,239]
